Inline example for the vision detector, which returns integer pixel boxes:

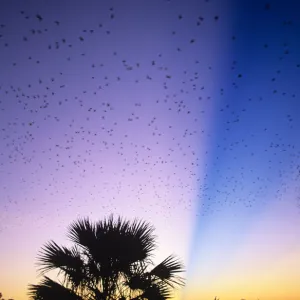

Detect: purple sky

[1,1,300,299]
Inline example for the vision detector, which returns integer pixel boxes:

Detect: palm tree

[28,215,185,300]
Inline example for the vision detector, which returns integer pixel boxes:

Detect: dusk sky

[0,1,300,299]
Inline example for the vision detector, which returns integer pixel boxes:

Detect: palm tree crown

[28,215,185,300]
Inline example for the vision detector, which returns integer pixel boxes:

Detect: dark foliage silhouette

[28,215,185,300]
[0,292,14,300]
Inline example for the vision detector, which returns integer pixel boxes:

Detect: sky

[0,1,300,299]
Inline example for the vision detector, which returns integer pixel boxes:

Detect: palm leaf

[128,218,157,260]
[67,218,97,251]
[149,254,185,287]
[141,283,172,300]
[28,276,83,300]
[37,241,86,288]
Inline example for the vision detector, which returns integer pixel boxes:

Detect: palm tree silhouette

[28,215,185,300]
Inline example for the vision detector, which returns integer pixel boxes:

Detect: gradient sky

[0,1,300,300]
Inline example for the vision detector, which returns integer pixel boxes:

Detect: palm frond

[129,218,157,260]
[28,276,83,300]
[67,218,97,250]
[90,215,156,271]
[37,241,86,287]
[125,273,148,291]
[149,254,185,287]
[142,283,172,300]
